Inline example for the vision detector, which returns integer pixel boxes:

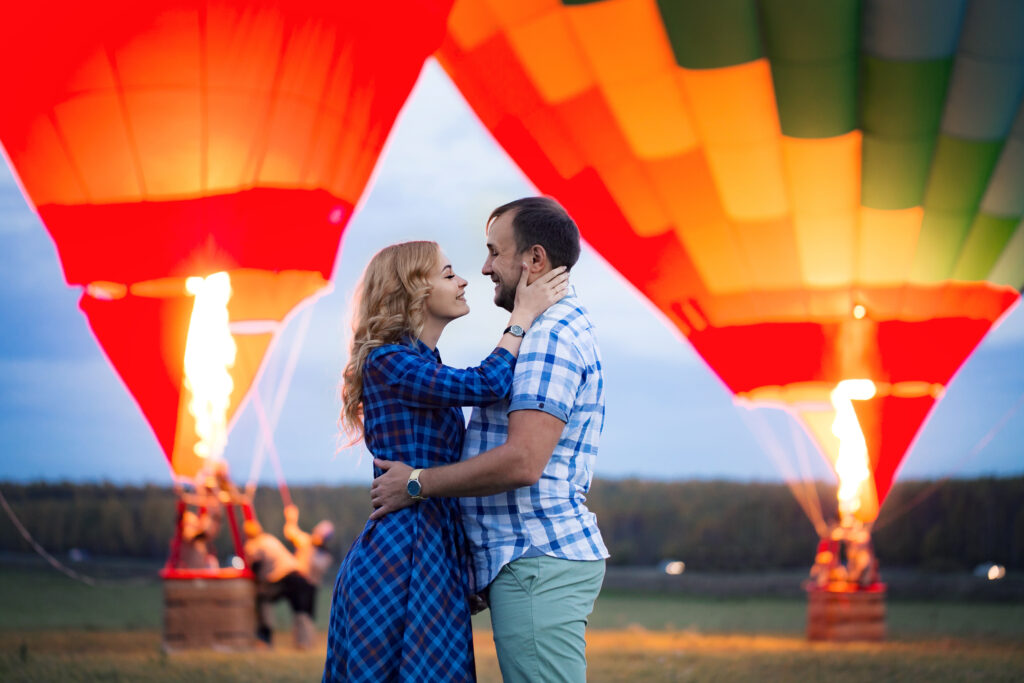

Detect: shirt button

[539,402,544,409]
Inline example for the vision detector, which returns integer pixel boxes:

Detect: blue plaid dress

[323,338,515,682]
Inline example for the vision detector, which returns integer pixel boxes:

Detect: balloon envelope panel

[438,0,1024,518]
[0,0,455,476]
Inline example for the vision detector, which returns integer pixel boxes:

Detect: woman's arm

[371,345,517,408]
[370,265,569,409]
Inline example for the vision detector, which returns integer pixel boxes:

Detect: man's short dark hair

[490,196,581,270]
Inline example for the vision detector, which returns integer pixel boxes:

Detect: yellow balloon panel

[205,92,266,189]
[734,217,805,291]
[795,214,857,288]
[706,142,789,221]
[679,61,780,146]
[782,133,861,217]
[602,72,697,160]
[857,207,924,285]
[648,151,728,234]
[125,91,202,198]
[786,133,859,283]
[259,99,322,187]
[674,221,753,295]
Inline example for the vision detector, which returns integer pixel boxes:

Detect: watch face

[511,325,525,337]
[407,479,422,497]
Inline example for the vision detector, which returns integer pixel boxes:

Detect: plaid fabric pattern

[323,338,514,682]
[461,289,610,590]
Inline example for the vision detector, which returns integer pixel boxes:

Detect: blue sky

[2,60,1023,491]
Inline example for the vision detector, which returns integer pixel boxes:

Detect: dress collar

[404,334,442,362]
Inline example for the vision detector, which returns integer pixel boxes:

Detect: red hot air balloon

[0,0,454,478]
[435,0,1023,525]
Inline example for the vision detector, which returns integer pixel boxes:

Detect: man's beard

[494,279,516,312]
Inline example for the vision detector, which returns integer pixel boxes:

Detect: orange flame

[830,379,876,522]
[183,272,236,461]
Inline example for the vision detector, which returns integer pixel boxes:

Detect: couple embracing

[322,197,609,682]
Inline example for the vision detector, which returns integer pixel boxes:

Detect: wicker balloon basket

[161,568,257,652]
[806,583,886,641]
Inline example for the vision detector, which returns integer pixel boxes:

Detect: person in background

[177,510,218,570]
[283,504,334,647]
[243,518,316,648]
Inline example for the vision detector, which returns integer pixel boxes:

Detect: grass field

[1,564,1022,681]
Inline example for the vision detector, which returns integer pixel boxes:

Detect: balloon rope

[245,307,314,496]
[251,390,293,509]
[874,390,1024,532]
[736,405,824,530]
[0,487,98,586]
[787,417,828,535]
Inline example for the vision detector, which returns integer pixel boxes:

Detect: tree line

[1,477,1021,571]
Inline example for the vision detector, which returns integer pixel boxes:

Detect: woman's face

[424,249,470,324]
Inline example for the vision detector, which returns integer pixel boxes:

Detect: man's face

[482,211,523,312]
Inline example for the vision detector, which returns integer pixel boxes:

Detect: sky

[1,60,1023,491]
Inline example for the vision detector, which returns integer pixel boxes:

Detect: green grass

[8,566,1023,641]
[0,566,335,632]
[2,564,1023,681]
[585,590,1024,641]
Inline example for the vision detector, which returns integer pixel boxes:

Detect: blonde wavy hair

[340,241,440,442]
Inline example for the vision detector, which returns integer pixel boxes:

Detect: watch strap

[408,468,426,501]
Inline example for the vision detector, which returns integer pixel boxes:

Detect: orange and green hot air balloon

[436,0,1023,524]
[0,0,454,479]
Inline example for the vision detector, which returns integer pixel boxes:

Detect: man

[283,505,335,587]
[282,504,335,648]
[371,196,608,682]
[243,518,317,648]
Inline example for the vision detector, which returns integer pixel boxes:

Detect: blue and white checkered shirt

[460,288,609,590]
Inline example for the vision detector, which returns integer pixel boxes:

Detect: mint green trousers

[488,556,606,683]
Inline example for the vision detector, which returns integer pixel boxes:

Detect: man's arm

[368,409,564,520]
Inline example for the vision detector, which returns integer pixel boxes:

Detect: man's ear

[527,245,548,271]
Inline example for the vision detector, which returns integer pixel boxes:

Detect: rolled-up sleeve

[370,346,515,408]
[508,327,582,423]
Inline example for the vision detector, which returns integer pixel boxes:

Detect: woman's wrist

[507,313,532,330]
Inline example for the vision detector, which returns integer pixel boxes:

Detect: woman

[323,241,567,682]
